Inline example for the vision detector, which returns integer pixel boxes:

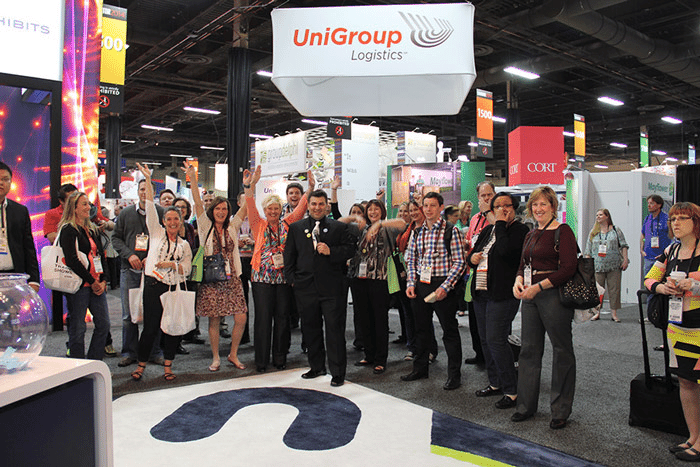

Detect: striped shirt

[405,217,466,292]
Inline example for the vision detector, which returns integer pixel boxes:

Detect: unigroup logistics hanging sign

[574,114,585,158]
[476,89,493,159]
[271,3,476,116]
[640,132,649,167]
[100,5,127,113]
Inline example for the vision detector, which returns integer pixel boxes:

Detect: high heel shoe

[227,355,246,370]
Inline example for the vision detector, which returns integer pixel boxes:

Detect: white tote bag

[40,230,88,294]
[160,280,196,336]
[129,273,145,324]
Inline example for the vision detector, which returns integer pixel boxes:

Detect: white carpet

[113,369,473,467]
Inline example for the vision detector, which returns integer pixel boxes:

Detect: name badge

[524,265,532,287]
[272,253,284,269]
[651,236,659,248]
[420,265,432,283]
[0,237,8,255]
[669,296,684,324]
[598,243,607,257]
[152,269,165,281]
[92,255,104,274]
[135,234,149,251]
[358,262,368,278]
[225,259,232,277]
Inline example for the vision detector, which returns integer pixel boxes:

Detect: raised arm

[183,160,204,219]
[136,162,155,202]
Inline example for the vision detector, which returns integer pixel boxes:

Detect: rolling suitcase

[628,289,688,436]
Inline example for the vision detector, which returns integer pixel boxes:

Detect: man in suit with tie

[284,190,356,387]
[0,161,39,291]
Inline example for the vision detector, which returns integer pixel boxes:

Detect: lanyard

[420,219,442,260]
[525,217,555,264]
[0,199,5,237]
[672,239,700,276]
[650,214,661,237]
[267,222,282,249]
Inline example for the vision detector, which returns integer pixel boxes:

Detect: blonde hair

[526,186,558,220]
[261,194,283,209]
[57,192,98,235]
[589,209,612,241]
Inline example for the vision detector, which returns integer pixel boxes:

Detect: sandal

[131,363,146,381]
[373,365,386,375]
[676,447,700,461]
[590,313,600,321]
[227,355,246,370]
[208,361,221,372]
[670,442,693,454]
[163,363,177,381]
[457,311,466,316]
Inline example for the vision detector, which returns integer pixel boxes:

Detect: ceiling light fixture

[257,70,273,77]
[301,119,328,126]
[141,124,173,132]
[598,96,624,106]
[249,133,273,139]
[120,139,136,143]
[568,158,576,162]
[609,142,627,148]
[183,106,221,115]
[170,154,191,158]
[492,116,507,123]
[504,66,540,80]
[594,164,608,169]
[200,145,225,150]
[563,131,575,137]
[484,172,493,177]
[661,116,683,124]
[651,150,666,156]
[468,142,479,147]
[666,156,679,162]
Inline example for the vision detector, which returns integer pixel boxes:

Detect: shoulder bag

[555,227,600,310]
[202,225,228,283]
[647,242,681,330]
[41,228,88,294]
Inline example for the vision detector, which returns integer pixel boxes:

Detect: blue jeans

[120,268,162,359]
[473,294,520,395]
[66,286,109,360]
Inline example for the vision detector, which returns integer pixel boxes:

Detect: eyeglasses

[670,215,693,223]
[493,204,513,210]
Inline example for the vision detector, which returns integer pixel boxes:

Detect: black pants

[412,278,462,380]
[138,277,183,362]
[295,287,347,378]
[252,282,291,368]
[240,256,252,343]
[352,278,390,366]
[468,300,484,361]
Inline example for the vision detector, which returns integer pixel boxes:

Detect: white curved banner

[271,3,476,116]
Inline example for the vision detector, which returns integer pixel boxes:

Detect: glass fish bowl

[0,274,49,372]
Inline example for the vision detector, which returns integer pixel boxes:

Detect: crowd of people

[2,157,698,453]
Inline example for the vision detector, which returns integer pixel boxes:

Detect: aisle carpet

[113,369,602,467]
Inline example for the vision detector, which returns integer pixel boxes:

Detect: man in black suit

[284,189,356,387]
[0,161,39,291]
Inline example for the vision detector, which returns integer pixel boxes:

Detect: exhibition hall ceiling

[111,0,700,176]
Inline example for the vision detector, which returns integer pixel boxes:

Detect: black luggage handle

[637,289,674,392]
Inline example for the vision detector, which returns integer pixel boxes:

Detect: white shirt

[0,199,15,272]
[143,201,192,285]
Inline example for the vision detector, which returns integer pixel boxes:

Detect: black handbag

[647,293,669,330]
[202,225,228,283]
[555,227,600,309]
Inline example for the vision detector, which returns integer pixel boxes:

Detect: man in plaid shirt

[401,192,466,390]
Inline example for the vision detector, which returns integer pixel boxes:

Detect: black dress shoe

[511,412,533,422]
[256,366,266,373]
[549,418,567,430]
[330,376,344,387]
[400,371,429,382]
[443,377,461,390]
[465,357,485,365]
[183,337,205,345]
[392,336,406,344]
[176,344,189,355]
[301,369,327,379]
[495,396,517,409]
[475,385,503,397]
[275,364,286,370]
[219,329,231,338]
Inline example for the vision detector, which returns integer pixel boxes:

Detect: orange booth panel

[508,126,566,186]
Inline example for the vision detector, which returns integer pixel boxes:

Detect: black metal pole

[226,47,252,201]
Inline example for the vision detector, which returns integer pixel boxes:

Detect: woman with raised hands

[184,160,248,372]
[130,163,192,382]
[244,165,314,372]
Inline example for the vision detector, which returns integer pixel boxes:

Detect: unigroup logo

[398,11,453,48]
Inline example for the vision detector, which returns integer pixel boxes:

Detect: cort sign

[271,3,476,116]
[508,127,565,186]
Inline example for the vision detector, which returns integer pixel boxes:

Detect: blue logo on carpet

[150,387,362,451]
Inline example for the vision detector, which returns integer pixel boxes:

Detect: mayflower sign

[271,3,476,116]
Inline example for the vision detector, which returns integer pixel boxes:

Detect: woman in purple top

[512,186,578,430]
